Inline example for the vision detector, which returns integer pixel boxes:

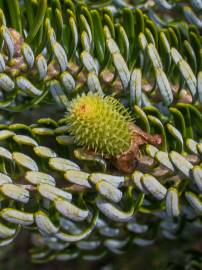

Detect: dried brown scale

[100,69,114,85]
[5,57,26,76]
[2,29,25,76]
[111,79,124,94]
[76,70,88,84]
[8,28,24,57]
[179,89,193,103]
[184,154,200,165]
[45,60,60,81]
[143,82,154,92]
[152,167,170,177]
[136,155,155,171]
[68,62,80,75]
[65,184,88,193]
[110,124,162,173]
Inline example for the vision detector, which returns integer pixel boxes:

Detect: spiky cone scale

[66,93,133,157]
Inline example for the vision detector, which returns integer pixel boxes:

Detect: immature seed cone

[66,93,133,156]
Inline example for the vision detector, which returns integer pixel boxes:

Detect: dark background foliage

[0,232,202,270]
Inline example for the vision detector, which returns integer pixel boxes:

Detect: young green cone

[66,93,133,156]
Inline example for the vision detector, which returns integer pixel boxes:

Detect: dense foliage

[0,0,201,268]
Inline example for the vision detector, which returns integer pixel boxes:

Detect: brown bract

[3,28,25,75]
[110,124,162,173]
[8,28,24,57]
